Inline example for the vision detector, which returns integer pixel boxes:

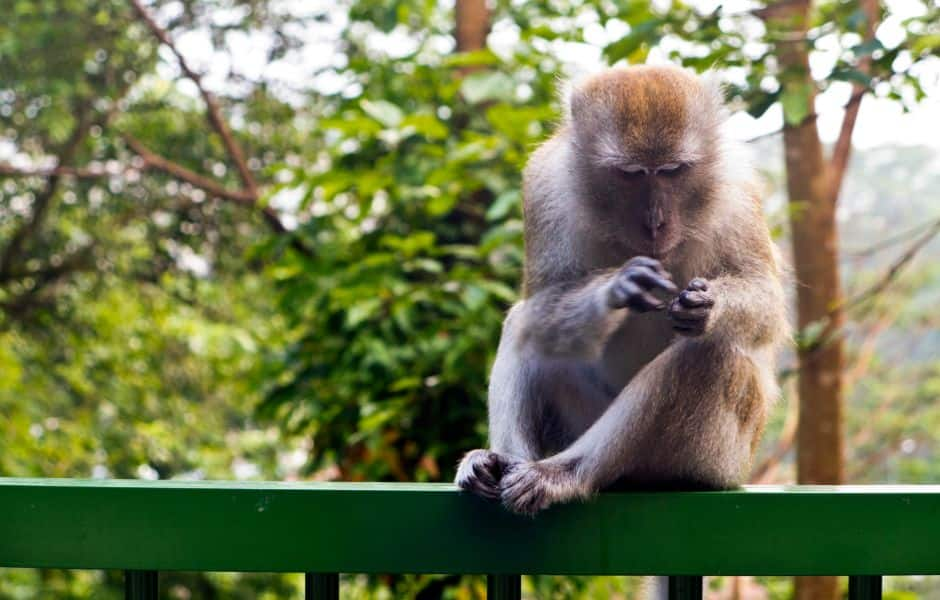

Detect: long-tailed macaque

[455,65,788,515]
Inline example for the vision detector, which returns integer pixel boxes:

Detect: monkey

[455,65,788,516]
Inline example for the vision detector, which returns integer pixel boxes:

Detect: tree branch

[844,314,894,390]
[129,0,257,196]
[127,0,311,249]
[827,0,880,204]
[0,244,97,319]
[827,89,865,202]
[842,216,940,310]
[749,377,799,483]
[843,216,940,259]
[122,134,256,204]
[848,435,905,481]
[3,137,299,238]
[0,105,94,280]
[124,134,294,235]
[0,163,124,179]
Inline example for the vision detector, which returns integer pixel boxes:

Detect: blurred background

[0,0,938,598]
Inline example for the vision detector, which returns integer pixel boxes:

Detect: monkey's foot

[500,459,583,516]
[455,449,513,501]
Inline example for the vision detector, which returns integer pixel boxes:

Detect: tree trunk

[766,1,846,599]
[788,117,845,600]
[455,0,489,52]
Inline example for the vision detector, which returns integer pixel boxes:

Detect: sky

[163,0,940,152]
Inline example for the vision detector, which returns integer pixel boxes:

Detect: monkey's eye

[655,163,686,176]
[616,165,648,179]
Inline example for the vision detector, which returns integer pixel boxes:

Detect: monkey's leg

[500,337,769,515]
[456,305,611,500]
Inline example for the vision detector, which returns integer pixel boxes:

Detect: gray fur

[456,65,788,516]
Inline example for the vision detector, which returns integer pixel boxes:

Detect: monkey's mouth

[636,232,679,259]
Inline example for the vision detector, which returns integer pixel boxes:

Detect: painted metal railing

[2,479,939,599]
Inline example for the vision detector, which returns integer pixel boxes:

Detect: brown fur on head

[568,65,727,258]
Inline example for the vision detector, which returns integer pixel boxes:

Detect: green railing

[2,479,940,599]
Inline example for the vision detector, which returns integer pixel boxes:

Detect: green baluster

[849,576,883,600]
[306,573,339,600]
[124,570,157,600]
[668,576,702,600]
[487,574,521,600]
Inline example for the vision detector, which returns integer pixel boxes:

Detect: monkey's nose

[644,208,666,237]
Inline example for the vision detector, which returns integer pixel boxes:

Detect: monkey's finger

[608,281,638,309]
[456,474,500,500]
[687,278,709,291]
[456,450,505,500]
[500,465,550,516]
[619,281,666,311]
[629,268,679,295]
[672,323,705,336]
[626,256,660,269]
[471,467,501,497]
[670,306,710,322]
[678,290,714,308]
[625,256,672,278]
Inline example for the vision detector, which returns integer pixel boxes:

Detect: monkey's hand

[606,256,678,311]
[455,449,518,501]
[668,278,715,336]
[500,459,584,516]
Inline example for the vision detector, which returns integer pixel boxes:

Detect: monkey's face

[570,66,722,258]
[581,159,699,258]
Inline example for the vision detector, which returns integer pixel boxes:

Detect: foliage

[1,0,939,598]
[258,8,568,482]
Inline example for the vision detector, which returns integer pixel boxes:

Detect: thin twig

[123,134,256,204]
[749,377,799,483]
[843,215,940,259]
[844,315,894,390]
[0,104,94,279]
[0,163,125,179]
[827,0,879,205]
[827,88,866,203]
[842,218,940,310]
[127,0,311,248]
[128,0,257,196]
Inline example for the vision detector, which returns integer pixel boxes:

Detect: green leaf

[444,49,501,68]
[401,114,448,140]
[460,72,515,104]
[346,298,383,328]
[746,89,781,119]
[361,99,404,127]
[781,83,812,126]
[911,34,940,56]
[851,39,884,58]
[795,318,830,350]
[460,284,488,311]
[486,190,521,221]
[603,19,663,63]
[829,68,872,87]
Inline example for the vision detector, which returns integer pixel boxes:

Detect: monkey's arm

[668,270,785,347]
[670,210,787,347]
[708,271,786,346]
[519,258,676,359]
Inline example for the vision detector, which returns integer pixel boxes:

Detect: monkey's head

[568,65,727,258]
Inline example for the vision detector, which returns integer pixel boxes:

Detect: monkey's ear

[699,70,731,123]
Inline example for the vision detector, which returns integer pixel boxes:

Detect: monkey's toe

[455,449,504,500]
[500,462,559,516]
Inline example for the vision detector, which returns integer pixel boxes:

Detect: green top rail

[2,478,939,576]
